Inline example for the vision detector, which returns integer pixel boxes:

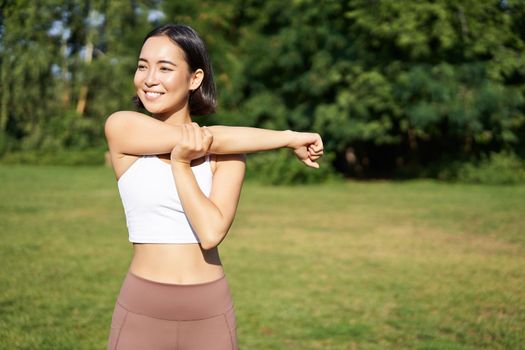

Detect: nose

[144,68,159,87]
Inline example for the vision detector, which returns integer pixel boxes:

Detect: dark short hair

[133,24,216,116]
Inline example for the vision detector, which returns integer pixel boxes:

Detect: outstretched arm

[206,126,323,168]
[105,111,324,167]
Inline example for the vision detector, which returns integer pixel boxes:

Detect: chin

[143,103,165,114]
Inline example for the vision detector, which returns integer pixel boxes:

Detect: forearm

[208,126,294,154]
[208,126,324,168]
[170,163,227,249]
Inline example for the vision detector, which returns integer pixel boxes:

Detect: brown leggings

[107,272,238,350]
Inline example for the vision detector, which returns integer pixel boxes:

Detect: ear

[189,69,204,92]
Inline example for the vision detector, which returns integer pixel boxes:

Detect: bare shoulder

[104,110,145,133]
[107,110,146,119]
[104,111,145,180]
[104,110,147,155]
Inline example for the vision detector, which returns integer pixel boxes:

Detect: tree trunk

[61,37,70,107]
[76,40,93,115]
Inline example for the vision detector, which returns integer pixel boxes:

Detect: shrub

[245,149,341,185]
[457,152,525,185]
[439,152,525,185]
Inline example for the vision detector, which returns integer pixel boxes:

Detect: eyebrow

[138,58,177,66]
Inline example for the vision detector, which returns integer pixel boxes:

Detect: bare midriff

[129,243,225,284]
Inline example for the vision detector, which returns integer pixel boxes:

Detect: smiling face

[133,35,203,119]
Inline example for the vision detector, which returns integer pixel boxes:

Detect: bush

[439,152,525,185]
[245,149,341,185]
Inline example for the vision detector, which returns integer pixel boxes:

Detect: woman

[105,23,323,350]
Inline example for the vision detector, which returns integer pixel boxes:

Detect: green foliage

[27,111,103,151]
[0,0,150,154]
[1,0,64,141]
[245,149,340,185]
[437,151,525,185]
[1,0,525,180]
[232,0,525,176]
[455,152,525,185]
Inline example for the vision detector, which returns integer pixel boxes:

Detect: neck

[153,105,192,125]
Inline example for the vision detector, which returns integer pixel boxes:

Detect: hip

[116,271,233,320]
[108,271,238,349]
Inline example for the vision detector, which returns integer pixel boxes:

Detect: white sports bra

[117,154,213,243]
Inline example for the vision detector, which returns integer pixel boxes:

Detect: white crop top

[117,154,213,243]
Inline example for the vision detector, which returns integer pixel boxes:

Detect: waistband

[116,271,233,321]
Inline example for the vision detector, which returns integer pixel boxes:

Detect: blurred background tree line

[1,0,525,184]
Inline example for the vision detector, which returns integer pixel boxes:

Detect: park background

[1,0,524,349]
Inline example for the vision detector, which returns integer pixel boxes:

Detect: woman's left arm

[170,124,246,250]
[171,155,245,250]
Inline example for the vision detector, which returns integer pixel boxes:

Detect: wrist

[284,129,296,148]
[170,159,191,168]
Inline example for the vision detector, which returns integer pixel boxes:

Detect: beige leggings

[107,271,238,350]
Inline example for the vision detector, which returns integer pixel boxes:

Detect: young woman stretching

[105,23,323,350]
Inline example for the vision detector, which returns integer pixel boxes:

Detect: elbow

[199,241,218,251]
[198,230,226,250]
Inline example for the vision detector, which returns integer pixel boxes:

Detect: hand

[287,131,324,168]
[170,123,213,165]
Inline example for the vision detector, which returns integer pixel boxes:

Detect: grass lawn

[0,164,524,349]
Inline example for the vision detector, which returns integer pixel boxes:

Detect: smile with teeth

[144,91,164,99]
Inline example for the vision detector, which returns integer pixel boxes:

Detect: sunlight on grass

[1,165,524,349]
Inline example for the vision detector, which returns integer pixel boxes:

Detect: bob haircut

[133,23,217,116]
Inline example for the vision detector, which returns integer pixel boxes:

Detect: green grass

[1,164,524,349]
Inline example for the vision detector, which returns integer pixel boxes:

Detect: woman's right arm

[105,111,324,167]
[104,111,184,156]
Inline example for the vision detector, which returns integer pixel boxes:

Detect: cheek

[165,71,191,89]
[163,74,181,88]
[133,71,144,89]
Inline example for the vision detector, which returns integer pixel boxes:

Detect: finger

[308,147,323,159]
[308,145,323,156]
[202,126,213,151]
[186,124,193,149]
[202,126,213,140]
[303,158,320,169]
[186,123,195,149]
[308,150,321,161]
[181,122,188,145]
[310,145,322,154]
[308,140,322,152]
[307,134,323,153]
[193,124,203,151]
[310,151,323,159]
[314,135,324,152]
